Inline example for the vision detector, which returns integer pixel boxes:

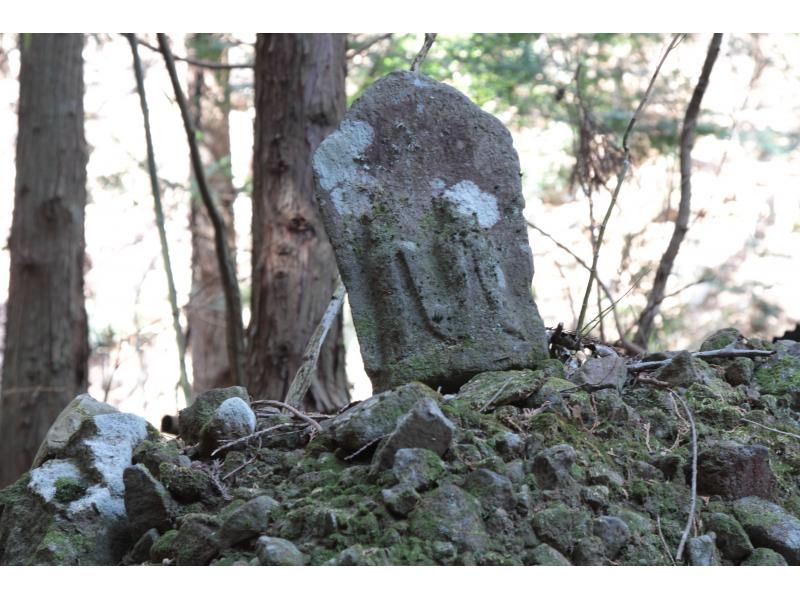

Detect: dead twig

[343,435,389,461]
[576,34,684,335]
[479,379,512,413]
[210,422,295,456]
[741,417,800,441]
[157,33,247,387]
[633,34,723,348]
[284,279,346,409]
[671,390,697,562]
[656,515,677,566]
[410,33,437,72]
[253,399,323,433]
[222,454,257,481]
[628,348,774,372]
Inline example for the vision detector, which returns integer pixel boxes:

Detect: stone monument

[313,71,548,392]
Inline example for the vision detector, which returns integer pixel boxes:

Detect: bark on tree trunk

[248,34,349,412]
[0,34,89,487]
[186,34,237,393]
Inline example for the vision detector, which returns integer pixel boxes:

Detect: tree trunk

[248,34,349,412]
[0,34,89,487]
[186,34,237,393]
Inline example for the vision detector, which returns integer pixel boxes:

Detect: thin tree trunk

[633,34,722,349]
[0,34,89,487]
[248,34,349,412]
[186,34,237,393]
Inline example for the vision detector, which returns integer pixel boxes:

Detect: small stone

[255,536,306,566]
[159,462,214,503]
[740,547,788,566]
[329,382,436,453]
[494,431,525,461]
[149,529,178,562]
[528,543,571,565]
[725,358,754,386]
[592,516,631,559]
[454,370,547,410]
[123,464,178,538]
[706,512,753,562]
[431,540,457,563]
[587,464,625,489]
[700,328,746,352]
[686,533,721,566]
[655,351,716,387]
[463,468,515,512]
[132,439,191,478]
[696,441,776,499]
[408,483,488,551]
[391,447,445,491]
[178,386,250,444]
[531,444,577,490]
[128,528,159,564]
[372,397,455,471]
[531,504,591,556]
[199,397,256,457]
[568,354,628,391]
[218,495,280,547]
[630,460,664,482]
[505,460,525,484]
[382,485,421,517]
[581,485,610,512]
[733,496,800,565]
[174,515,221,565]
[573,536,607,565]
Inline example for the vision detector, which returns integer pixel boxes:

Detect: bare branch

[410,33,437,72]
[157,33,247,387]
[135,36,253,70]
[633,34,723,348]
[254,399,323,433]
[576,34,684,336]
[284,280,347,409]
[347,33,393,59]
[628,348,774,372]
[670,390,697,562]
[741,417,800,441]
[125,33,192,406]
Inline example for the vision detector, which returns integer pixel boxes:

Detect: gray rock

[382,485,421,516]
[0,398,150,565]
[218,495,280,547]
[568,354,628,391]
[655,351,716,387]
[255,536,306,566]
[454,370,547,410]
[408,483,488,551]
[740,547,788,566]
[372,397,455,471]
[463,468,515,512]
[159,462,215,503]
[733,496,800,564]
[630,460,664,482]
[313,70,548,393]
[527,543,572,565]
[686,533,721,566]
[581,485,611,511]
[696,441,776,499]
[592,516,631,559]
[573,536,607,565]
[531,444,577,490]
[725,358,754,386]
[149,528,178,563]
[128,528,159,564]
[199,396,256,457]
[700,328,747,352]
[178,386,250,444]
[587,464,625,489]
[123,464,178,538]
[706,512,753,562]
[391,447,445,491]
[494,431,525,461]
[132,439,191,478]
[531,504,591,556]
[329,382,436,453]
[431,540,457,563]
[174,515,221,565]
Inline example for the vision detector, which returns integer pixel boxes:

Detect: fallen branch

[284,279,347,409]
[628,348,774,372]
[656,514,677,566]
[253,399,323,433]
[671,390,697,562]
[741,417,800,441]
[157,33,247,387]
[210,422,295,456]
[479,379,512,413]
[125,33,192,406]
[343,434,389,461]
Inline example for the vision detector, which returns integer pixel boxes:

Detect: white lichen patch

[68,485,126,520]
[443,180,500,228]
[495,264,507,290]
[429,178,446,193]
[83,412,148,495]
[28,459,83,502]
[314,119,376,218]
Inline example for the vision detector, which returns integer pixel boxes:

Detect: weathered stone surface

[686,533,721,566]
[159,462,215,504]
[132,439,191,478]
[733,497,800,564]
[178,386,250,444]
[463,468,515,512]
[454,370,547,410]
[592,516,631,559]
[725,357,754,386]
[408,483,488,551]
[700,328,747,352]
[532,444,578,490]
[391,447,445,491]
[127,528,159,564]
[527,543,572,565]
[313,70,548,393]
[372,397,455,470]
[329,382,436,453]
[123,464,178,539]
[568,354,628,391]
[255,536,307,566]
[655,351,716,387]
[531,504,591,556]
[696,441,776,499]
[199,396,256,457]
[706,511,753,562]
[218,495,280,547]
[740,547,788,566]
[174,514,221,565]
[381,485,420,517]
